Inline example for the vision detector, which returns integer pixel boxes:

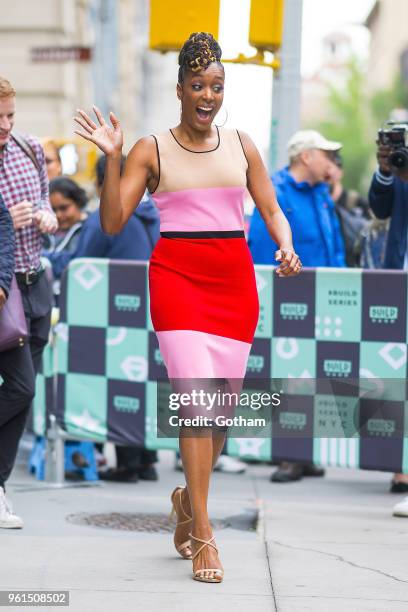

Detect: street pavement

[1,442,408,612]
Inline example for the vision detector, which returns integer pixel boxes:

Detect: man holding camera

[369,134,408,268]
[369,127,408,518]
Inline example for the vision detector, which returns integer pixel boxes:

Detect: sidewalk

[256,465,408,611]
[2,447,408,611]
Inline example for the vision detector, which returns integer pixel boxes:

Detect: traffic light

[249,0,285,52]
[149,0,220,52]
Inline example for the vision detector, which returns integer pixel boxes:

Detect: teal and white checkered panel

[228,268,408,473]
[56,259,149,445]
[48,260,408,473]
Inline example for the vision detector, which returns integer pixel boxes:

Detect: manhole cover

[66,512,228,533]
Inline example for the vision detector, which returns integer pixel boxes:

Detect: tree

[370,75,408,126]
[316,58,372,193]
[314,59,408,194]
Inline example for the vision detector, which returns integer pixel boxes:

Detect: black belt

[160,230,245,239]
[15,267,44,286]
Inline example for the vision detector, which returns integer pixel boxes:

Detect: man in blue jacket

[249,130,346,483]
[249,130,345,267]
[74,155,160,482]
[369,138,408,517]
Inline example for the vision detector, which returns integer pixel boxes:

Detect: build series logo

[366,418,395,437]
[279,411,307,430]
[369,305,398,324]
[280,302,308,321]
[114,294,141,312]
[323,360,352,378]
[247,355,265,373]
[113,396,140,413]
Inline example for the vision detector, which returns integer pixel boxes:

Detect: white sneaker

[214,455,247,474]
[0,488,24,529]
[393,496,408,517]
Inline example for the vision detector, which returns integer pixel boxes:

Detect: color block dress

[149,126,259,379]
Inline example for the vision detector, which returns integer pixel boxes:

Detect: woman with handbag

[0,193,31,528]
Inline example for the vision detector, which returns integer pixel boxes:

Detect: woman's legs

[174,429,226,560]
[172,378,238,578]
[179,428,225,579]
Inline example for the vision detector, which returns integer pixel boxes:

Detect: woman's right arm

[74,106,157,234]
[101,137,157,234]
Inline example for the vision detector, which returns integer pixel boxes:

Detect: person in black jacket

[369,141,408,269]
[368,138,408,513]
[0,193,31,528]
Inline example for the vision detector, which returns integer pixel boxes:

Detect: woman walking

[74,32,301,583]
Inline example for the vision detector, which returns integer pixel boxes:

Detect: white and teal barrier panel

[33,259,408,473]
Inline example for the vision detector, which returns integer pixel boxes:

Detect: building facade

[0,0,179,148]
[0,0,93,138]
[301,31,354,126]
[365,0,408,92]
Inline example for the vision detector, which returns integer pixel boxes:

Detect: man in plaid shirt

[0,76,57,528]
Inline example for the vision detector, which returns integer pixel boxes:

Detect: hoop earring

[215,106,228,128]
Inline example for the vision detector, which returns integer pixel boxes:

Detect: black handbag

[0,276,29,352]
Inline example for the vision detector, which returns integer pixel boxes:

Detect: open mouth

[196,106,213,122]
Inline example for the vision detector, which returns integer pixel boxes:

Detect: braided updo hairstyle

[178,32,223,84]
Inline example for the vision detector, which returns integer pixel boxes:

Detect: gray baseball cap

[288,130,342,160]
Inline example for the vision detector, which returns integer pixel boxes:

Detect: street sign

[30,47,92,63]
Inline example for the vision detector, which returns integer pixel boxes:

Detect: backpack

[358,218,389,269]
[335,190,371,266]
[11,132,40,173]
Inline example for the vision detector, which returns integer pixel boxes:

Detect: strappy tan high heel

[189,533,224,583]
[169,486,192,559]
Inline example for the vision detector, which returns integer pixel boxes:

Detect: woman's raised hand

[74,106,123,156]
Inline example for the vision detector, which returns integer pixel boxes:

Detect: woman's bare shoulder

[126,135,159,165]
[130,135,157,152]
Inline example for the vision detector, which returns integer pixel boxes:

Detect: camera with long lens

[378,122,408,171]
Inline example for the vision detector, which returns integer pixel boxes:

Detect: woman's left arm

[238,130,301,276]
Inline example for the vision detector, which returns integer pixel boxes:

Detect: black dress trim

[160,230,245,239]
[169,126,220,153]
[148,135,161,194]
[236,129,249,169]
